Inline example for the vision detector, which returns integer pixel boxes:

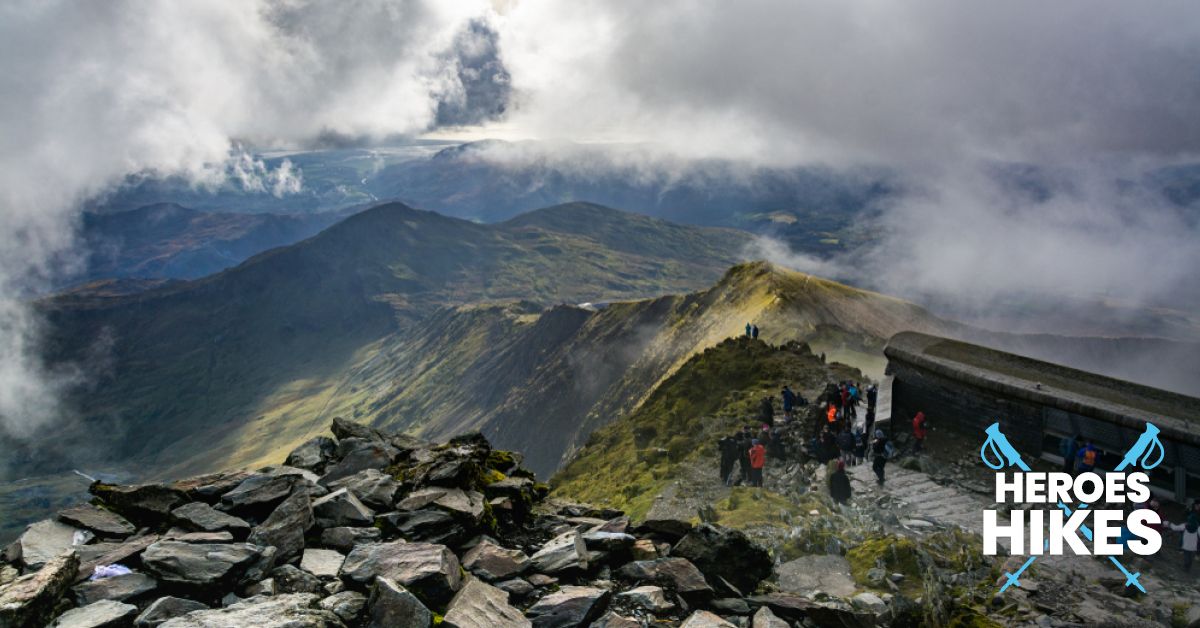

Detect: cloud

[0,0,493,438]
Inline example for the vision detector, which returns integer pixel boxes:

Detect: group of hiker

[744,322,760,340]
[718,425,781,487]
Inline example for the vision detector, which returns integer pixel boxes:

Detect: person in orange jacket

[826,403,838,425]
[748,439,766,487]
[912,411,928,453]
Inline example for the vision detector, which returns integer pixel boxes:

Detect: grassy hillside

[551,338,860,519]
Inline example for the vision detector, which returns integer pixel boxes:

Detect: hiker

[853,427,867,465]
[912,411,928,454]
[1059,435,1081,474]
[751,324,760,339]
[767,427,785,459]
[781,386,797,420]
[821,427,839,464]
[864,407,876,439]
[748,439,766,487]
[734,433,751,485]
[826,403,838,426]
[1168,507,1200,573]
[830,460,853,504]
[759,397,774,424]
[1076,440,1100,473]
[871,429,889,486]
[745,322,752,337]
[837,428,856,466]
[866,384,878,411]
[718,435,738,485]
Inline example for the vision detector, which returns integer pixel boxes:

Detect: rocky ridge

[1,418,874,628]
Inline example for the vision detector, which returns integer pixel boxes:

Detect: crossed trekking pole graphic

[981,422,1164,593]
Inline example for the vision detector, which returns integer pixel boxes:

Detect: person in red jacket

[912,411,928,453]
[748,439,766,487]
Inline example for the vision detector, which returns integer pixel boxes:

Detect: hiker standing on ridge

[830,460,852,504]
[853,427,867,465]
[718,434,738,485]
[866,384,878,412]
[864,407,876,439]
[782,386,797,421]
[912,411,928,454]
[871,429,889,486]
[737,430,752,484]
[748,438,766,487]
[745,322,752,337]
[751,324,760,339]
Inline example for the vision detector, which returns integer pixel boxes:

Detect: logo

[980,421,1165,593]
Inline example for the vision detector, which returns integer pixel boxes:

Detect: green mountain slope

[21,202,751,481]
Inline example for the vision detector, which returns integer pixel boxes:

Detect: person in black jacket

[718,435,738,485]
[871,429,889,486]
[830,460,853,504]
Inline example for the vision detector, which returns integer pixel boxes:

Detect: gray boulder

[751,606,789,628]
[376,509,464,545]
[679,610,736,628]
[158,593,341,627]
[89,483,187,524]
[319,527,380,553]
[141,541,263,588]
[72,571,157,606]
[218,474,304,514]
[325,470,398,510]
[581,531,636,553]
[48,600,138,628]
[285,437,338,472]
[312,489,374,528]
[247,489,314,564]
[272,564,324,595]
[0,551,79,628]
[321,442,396,485]
[340,541,463,607]
[617,558,712,603]
[318,590,366,624]
[524,585,610,628]
[672,524,772,594]
[134,597,209,628]
[528,530,588,574]
[170,502,250,535]
[590,611,643,628]
[367,577,431,628]
[10,520,91,570]
[461,539,529,581]
[443,578,530,628]
[301,549,346,579]
[494,578,534,598]
[614,585,674,613]
[58,505,136,538]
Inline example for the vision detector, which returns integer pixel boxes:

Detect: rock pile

[1,418,821,627]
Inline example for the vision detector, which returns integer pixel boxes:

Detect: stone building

[884,331,1200,502]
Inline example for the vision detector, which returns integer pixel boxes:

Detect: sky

[2,0,1200,436]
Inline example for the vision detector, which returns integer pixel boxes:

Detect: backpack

[1082,448,1097,467]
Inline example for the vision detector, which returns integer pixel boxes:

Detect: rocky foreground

[0,418,885,628]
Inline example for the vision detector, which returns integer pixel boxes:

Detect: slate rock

[325,469,398,510]
[73,571,157,606]
[524,585,610,628]
[285,437,338,473]
[312,489,374,528]
[528,530,588,574]
[141,541,262,588]
[495,578,534,598]
[633,518,693,542]
[319,527,381,553]
[589,516,631,535]
[367,577,431,628]
[679,610,736,628]
[0,551,79,628]
[340,541,463,607]
[76,535,161,582]
[461,539,530,581]
[443,578,530,628]
[630,539,658,561]
[321,442,396,485]
[752,606,790,628]
[591,611,643,628]
[331,417,385,443]
[318,590,366,624]
[170,502,250,535]
[133,596,209,628]
[376,509,464,545]
[526,574,557,587]
[90,483,187,524]
[172,472,253,504]
[48,600,138,628]
[672,524,772,594]
[247,489,314,564]
[614,585,674,613]
[301,549,346,579]
[710,598,750,615]
[162,530,234,544]
[218,474,303,514]
[272,564,324,595]
[617,558,712,603]
[581,531,636,553]
[58,505,136,538]
[157,593,341,627]
[10,520,91,570]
